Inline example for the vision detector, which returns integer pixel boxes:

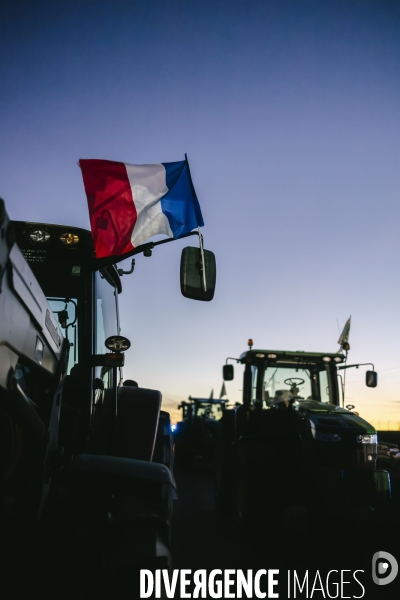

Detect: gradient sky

[1,0,399,427]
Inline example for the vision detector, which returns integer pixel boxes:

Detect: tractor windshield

[195,402,224,420]
[260,365,332,405]
[263,366,313,405]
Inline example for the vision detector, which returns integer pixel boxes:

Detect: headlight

[357,434,377,444]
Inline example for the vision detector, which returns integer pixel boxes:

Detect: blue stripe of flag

[161,160,204,239]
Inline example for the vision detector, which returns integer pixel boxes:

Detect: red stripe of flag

[79,159,137,258]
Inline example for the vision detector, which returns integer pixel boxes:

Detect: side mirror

[223,364,234,381]
[180,246,216,301]
[366,370,378,388]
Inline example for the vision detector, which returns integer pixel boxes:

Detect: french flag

[79,158,204,258]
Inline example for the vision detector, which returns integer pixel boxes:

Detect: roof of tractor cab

[238,349,346,365]
[12,220,122,293]
[12,221,94,254]
[188,397,229,405]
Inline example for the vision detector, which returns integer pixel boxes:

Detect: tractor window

[47,298,78,374]
[26,258,84,376]
[251,365,258,401]
[319,368,330,403]
[95,270,120,391]
[95,270,119,354]
[263,366,312,405]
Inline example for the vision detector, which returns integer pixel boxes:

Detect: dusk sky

[1,0,399,427]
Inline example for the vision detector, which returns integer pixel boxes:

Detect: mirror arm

[197,226,207,292]
[338,362,375,371]
[226,357,241,364]
[117,259,135,276]
[92,231,200,271]
[146,230,200,249]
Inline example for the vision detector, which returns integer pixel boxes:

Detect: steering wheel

[284,378,305,387]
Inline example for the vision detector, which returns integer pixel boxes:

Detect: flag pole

[198,226,207,292]
[185,153,207,293]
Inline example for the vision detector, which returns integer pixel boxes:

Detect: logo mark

[372,551,398,585]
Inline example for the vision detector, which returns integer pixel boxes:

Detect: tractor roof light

[105,335,131,353]
[60,232,80,245]
[322,356,331,363]
[29,229,50,243]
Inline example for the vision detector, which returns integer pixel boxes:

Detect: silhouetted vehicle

[215,341,391,533]
[0,197,216,591]
[174,397,228,467]
[377,441,400,495]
